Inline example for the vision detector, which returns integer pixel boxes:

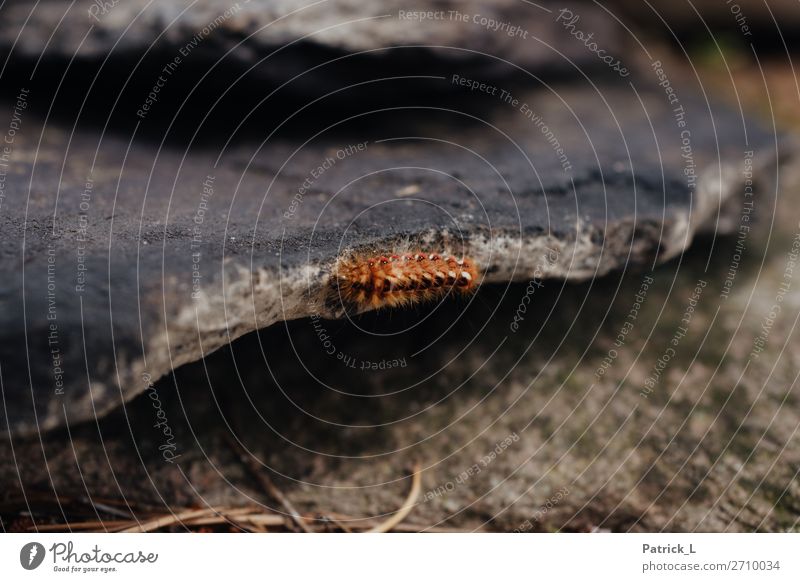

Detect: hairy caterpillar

[332,252,478,310]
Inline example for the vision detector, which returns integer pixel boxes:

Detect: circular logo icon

[19,542,46,570]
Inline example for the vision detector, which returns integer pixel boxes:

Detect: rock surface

[0,0,627,83]
[0,73,776,436]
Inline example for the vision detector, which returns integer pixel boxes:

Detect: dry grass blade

[22,462,431,533]
[33,520,131,532]
[223,433,313,533]
[366,462,422,533]
[325,515,353,533]
[120,507,234,533]
[27,503,471,533]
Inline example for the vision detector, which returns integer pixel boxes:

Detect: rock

[0,66,777,436]
[4,230,800,532]
[0,0,628,83]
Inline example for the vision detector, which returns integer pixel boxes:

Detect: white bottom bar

[2,533,797,581]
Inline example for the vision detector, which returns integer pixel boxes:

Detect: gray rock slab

[0,73,777,436]
[0,0,626,78]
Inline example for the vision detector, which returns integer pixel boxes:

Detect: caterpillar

[332,252,478,311]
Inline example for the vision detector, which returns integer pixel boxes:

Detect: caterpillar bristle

[332,252,478,311]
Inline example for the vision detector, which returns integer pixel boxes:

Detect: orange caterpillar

[333,252,478,310]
